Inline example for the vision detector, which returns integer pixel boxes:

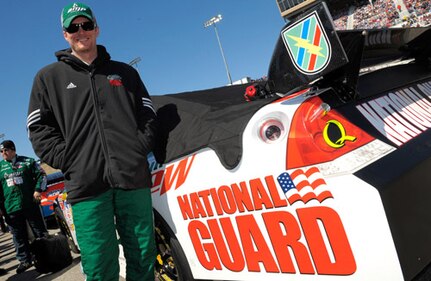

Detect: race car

[149,1,431,281]
[40,171,65,220]
[40,171,81,254]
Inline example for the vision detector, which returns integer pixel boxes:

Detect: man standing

[0,140,48,274]
[0,208,8,233]
[27,3,157,280]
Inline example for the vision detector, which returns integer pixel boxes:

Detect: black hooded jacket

[27,45,157,204]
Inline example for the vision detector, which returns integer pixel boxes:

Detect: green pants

[72,188,156,281]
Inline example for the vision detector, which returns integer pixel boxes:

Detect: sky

[0,1,285,160]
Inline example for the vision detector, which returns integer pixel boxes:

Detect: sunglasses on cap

[64,21,96,34]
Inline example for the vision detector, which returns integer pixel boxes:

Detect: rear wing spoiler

[267,0,431,98]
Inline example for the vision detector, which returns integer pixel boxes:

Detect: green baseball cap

[61,2,95,29]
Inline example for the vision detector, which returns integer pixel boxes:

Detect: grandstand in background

[276,0,431,29]
[276,0,320,18]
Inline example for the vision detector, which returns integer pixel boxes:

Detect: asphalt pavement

[0,223,164,281]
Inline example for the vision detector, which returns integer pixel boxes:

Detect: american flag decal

[277,167,333,205]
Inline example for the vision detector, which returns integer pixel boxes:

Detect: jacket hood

[55,45,111,67]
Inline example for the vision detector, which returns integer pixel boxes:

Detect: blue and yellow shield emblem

[281,12,331,75]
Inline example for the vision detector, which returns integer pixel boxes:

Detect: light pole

[129,57,142,74]
[204,14,233,85]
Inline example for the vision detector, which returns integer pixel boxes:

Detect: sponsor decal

[148,147,358,276]
[177,167,356,276]
[286,97,374,169]
[281,12,331,75]
[151,155,196,195]
[323,120,357,148]
[277,167,333,204]
[107,74,123,86]
[58,194,76,232]
[68,3,87,13]
[40,182,65,207]
[3,171,23,179]
[357,81,431,146]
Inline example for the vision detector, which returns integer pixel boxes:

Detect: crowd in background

[331,0,431,29]
[353,0,399,29]
[332,7,349,29]
[404,0,430,16]
[402,0,431,26]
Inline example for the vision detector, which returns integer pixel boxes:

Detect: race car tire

[170,236,194,281]
[154,211,195,281]
[54,206,80,254]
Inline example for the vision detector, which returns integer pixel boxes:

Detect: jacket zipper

[88,71,117,187]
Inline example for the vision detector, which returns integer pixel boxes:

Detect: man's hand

[34,191,42,202]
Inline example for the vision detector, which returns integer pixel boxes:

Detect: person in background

[0,140,48,274]
[27,3,157,280]
[0,208,8,234]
